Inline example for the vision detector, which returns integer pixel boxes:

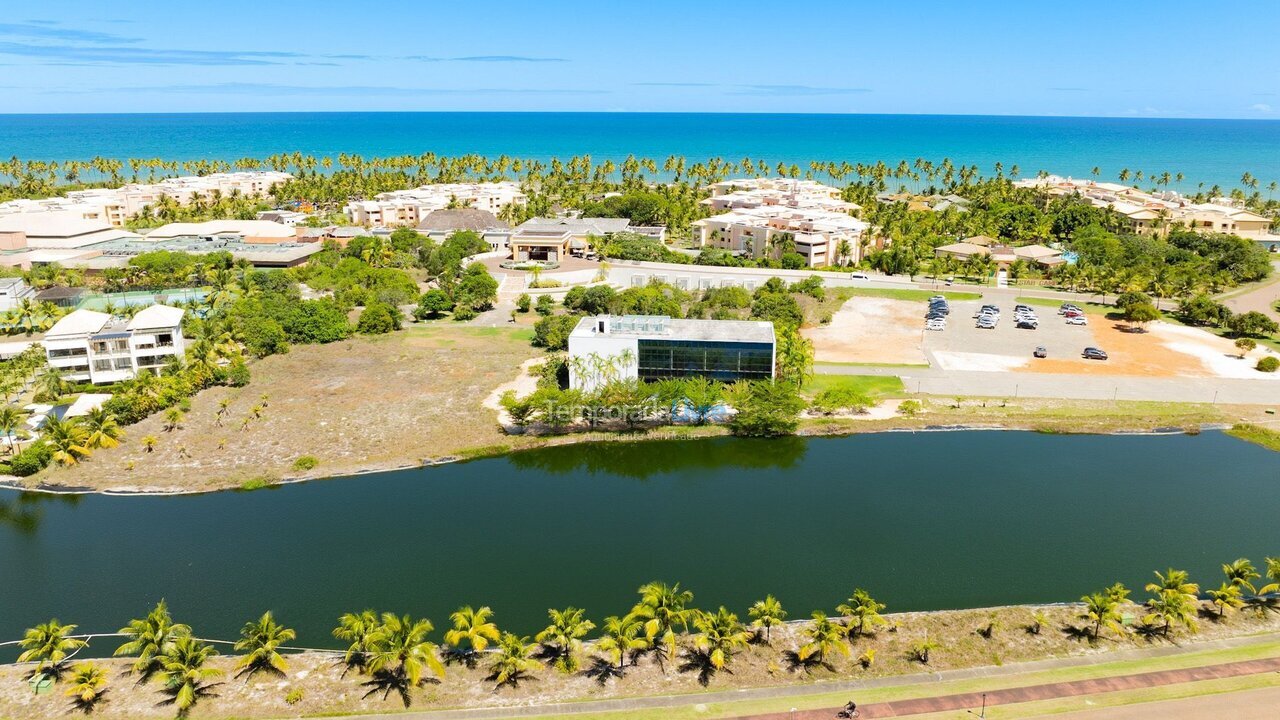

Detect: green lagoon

[1,430,1276,655]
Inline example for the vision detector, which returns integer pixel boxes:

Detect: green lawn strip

[528,640,1280,720]
[833,287,983,303]
[815,360,931,369]
[1015,296,1114,315]
[807,374,906,398]
[1225,423,1280,452]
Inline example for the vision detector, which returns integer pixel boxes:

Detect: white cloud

[1249,103,1273,113]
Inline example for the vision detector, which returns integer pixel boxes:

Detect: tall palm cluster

[0,298,68,337]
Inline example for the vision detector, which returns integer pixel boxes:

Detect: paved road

[740,656,1280,719]
[1034,685,1280,720]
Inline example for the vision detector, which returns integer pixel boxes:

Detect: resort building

[144,219,299,244]
[1014,175,1275,239]
[934,237,1065,267]
[0,278,34,311]
[704,178,861,214]
[0,211,140,249]
[695,178,870,267]
[567,314,775,392]
[344,182,527,226]
[43,304,186,384]
[0,172,292,227]
[509,217,661,262]
[416,208,513,252]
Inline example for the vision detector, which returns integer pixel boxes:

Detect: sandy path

[805,297,927,364]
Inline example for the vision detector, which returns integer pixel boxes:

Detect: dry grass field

[30,324,541,493]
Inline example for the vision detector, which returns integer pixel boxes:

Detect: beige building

[509,217,637,262]
[345,182,527,226]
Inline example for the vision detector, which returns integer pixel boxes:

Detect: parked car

[1033,346,1048,358]
[1059,304,1082,315]
[1066,315,1088,326]
[1082,347,1108,360]
[925,319,946,331]
[1016,320,1038,330]
[850,272,870,280]
[1064,310,1084,319]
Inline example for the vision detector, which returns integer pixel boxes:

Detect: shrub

[292,455,320,471]
[9,442,52,476]
[729,382,805,437]
[1257,356,1280,373]
[285,688,304,705]
[284,299,352,344]
[452,305,478,322]
[750,292,804,330]
[515,293,532,312]
[414,289,453,320]
[238,476,277,491]
[898,399,922,416]
[532,314,580,351]
[356,302,402,334]
[535,294,556,316]
[811,387,873,414]
[224,360,251,388]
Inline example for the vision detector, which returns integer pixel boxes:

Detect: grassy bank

[834,287,983,303]
[1226,423,1280,452]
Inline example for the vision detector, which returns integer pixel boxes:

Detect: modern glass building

[567,315,776,391]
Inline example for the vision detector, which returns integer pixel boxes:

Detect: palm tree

[631,581,695,664]
[83,407,123,450]
[690,606,751,672]
[1146,568,1199,600]
[115,600,191,682]
[595,614,648,670]
[1079,592,1122,640]
[163,407,185,432]
[798,612,848,664]
[43,415,91,466]
[0,405,22,456]
[159,636,222,717]
[65,662,108,712]
[1208,582,1244,617]
[535,607,595,673]
[443,605,500,665]
[908,638,940,664]
[233,611,296,680]
[1144,588,1198,638]
[1223,558,1260,594]
[364,613,446,702]
[333,610,380,675]
[486,632,541,688]
[747,595,787,644]
[38,367,68,400]
[141,435,158,453]
[836,588,887,638]
[1258,557,1280,596]
[18,619,87,676]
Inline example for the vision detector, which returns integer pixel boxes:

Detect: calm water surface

[0,431,1277,656]
[2,112,1278,189]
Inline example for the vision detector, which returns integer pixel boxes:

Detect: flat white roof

[46,308,112,338]
[570,315,775,344]
[126,304,185,331]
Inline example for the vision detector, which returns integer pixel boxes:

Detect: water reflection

[0,492,81,534]
[505,436,808,478]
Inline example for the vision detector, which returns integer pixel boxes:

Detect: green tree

[798,612,848,664]
[18,619,87,676]
[333,610,380,675]
[1223,558,1260,594]
[42,415,90,466]
[729,381,805,437]
[632,581,696,664]
[364,613,446,703]
[115,600,191,682]
[689,606,751,673]
[444,606,501,665]
[1235,337,1257,358]
[535,607,596,673]
[747,595,787,644]
[1079,591,1122,640]
[159,636,222,716]
[356,302,402,334]
[233,611,296,680]
[486,632,541,688]
[514,293,531,313]
[1207,582,1244,617]
[595,614,648,671]
[776,327,814,387]
[83,407,123,450]
[837,588,887,638]
[65,662,108,713]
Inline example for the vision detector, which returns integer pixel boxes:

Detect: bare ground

[28,325,540,493]
[804,297,927,365]
[3,603,1278,720]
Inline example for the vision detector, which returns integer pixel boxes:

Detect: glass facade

[636,339,774,382]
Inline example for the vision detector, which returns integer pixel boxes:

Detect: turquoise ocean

[1,112,1278,190]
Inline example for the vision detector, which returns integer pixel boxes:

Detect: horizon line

[0,109,1278,122]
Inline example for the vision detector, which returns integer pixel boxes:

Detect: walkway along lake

[1,430,1277,657]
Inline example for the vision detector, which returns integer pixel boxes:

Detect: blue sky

[1,0,1277,118]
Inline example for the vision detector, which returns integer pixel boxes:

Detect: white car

[1066,315,1088,326]
[926,319,946,331]
[850,272,870,280]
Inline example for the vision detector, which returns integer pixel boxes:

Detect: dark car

[1082,347,1108,360]
[1033,346,1048,358]
[1016,320,1038,330]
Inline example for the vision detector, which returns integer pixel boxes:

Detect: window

[636,339,773,382]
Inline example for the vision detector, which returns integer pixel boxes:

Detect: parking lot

[919,298,1267,378]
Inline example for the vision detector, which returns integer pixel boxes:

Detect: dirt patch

[805,297,927,364]
[32,326,540,493]
[1026,321,1278,379]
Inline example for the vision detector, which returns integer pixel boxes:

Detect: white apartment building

[344,182,527,226]
[704,178,861,214]
[693,205,869,267]
[0,278,34,312]
[0,171,293,228]
[1014,175,1274,238]
[43,305,186,384]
